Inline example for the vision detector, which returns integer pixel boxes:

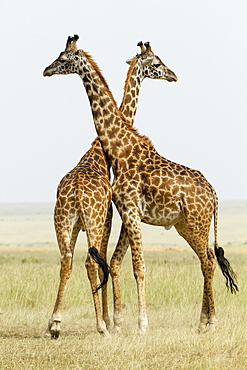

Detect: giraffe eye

[60,59,66,63]
[153,63,161,68]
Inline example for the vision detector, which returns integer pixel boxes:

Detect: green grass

[0,245,246,369]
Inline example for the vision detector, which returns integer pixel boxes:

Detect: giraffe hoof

[137,317,148,335]
[198,322,216,334]
[98,328,110,337]
[103,330,110,337]
[207,323,216,332]
[137,326,147,335]
[97,322,110,337]
[104,316,111,330]
[49,321,61,339]
[112,325,122,334]
[51,329,60,339]
[198,323,207,333]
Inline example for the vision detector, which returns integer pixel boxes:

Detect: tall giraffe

[44,38,177,338]
[43,35,238,335]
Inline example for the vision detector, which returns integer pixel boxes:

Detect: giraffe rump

[214,245,238,294]
[89,246,110,293]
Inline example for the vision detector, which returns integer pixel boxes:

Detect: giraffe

[44,38,177,338]
[46,138,112,339]
[43,35,238,335]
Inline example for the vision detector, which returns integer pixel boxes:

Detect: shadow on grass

[0,329,93,340]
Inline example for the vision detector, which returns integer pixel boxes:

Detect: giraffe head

[43,35,81,77]
[126,41,177,82]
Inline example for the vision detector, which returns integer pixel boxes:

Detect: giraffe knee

[133,264,146,282]
[61,252,72,264]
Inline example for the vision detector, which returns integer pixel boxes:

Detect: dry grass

[0,246,246,369]
[0,202,246,369]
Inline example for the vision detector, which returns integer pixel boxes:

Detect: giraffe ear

[126,58,132,65]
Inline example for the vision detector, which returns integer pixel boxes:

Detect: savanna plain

[0,201,246,369]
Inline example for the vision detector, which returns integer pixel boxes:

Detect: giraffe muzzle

[166,69,178,82]
[43,65,57,77]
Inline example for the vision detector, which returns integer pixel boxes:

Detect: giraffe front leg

[135,264,148,335]
[110,224,129,333]
[125,217,148,334]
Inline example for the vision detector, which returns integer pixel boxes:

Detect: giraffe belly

[140,199,183,228]
[141,212,182,227]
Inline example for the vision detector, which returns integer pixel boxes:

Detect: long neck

[78,52,128,165]
[119,57,143,126]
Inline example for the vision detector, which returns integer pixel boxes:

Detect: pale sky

[0,0,246,202]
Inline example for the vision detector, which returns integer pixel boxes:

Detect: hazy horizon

[1,200,246,249]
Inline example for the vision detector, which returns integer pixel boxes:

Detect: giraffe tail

[213,193,238,294]
[89,246,110,294]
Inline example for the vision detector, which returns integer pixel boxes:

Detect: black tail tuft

[89,247,110,294]
[215,245,238,294]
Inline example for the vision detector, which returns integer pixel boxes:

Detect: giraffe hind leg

[100,205,113,330]
[175,222,217,332]
[83,201,111,336]
[88,243,110,329]
[46,222,80,339]
[198,247,217,333]
[48,250,73,339]
[85,251,109,336]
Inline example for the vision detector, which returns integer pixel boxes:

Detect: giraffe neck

[77,52,130,166]
[119,57,143,126]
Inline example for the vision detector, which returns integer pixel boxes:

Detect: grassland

[0,201,246,369]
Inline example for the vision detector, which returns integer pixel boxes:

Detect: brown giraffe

[47,137,112,339]
[43,35,238,335]
[44,38,177,338]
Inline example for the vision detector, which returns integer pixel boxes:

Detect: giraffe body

[44,38,176,338]
[44,35,237,335]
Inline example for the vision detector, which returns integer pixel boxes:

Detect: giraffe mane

[83,51,119,109]
[128,126,154,148]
